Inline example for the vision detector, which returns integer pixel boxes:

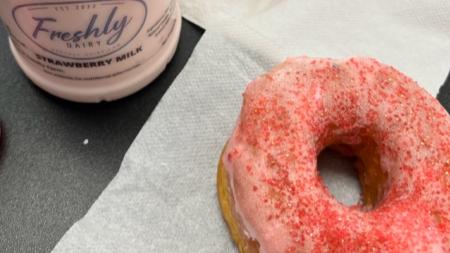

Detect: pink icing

[223,57,450,253]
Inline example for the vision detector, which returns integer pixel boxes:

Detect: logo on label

[13,0,147,60]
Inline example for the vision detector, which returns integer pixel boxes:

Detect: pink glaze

[223,57,450,253]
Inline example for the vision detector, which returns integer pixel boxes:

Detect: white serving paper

[53,1,450,252]
[182,0,450,95]
[179,0,286,28]
[53,30,271,253]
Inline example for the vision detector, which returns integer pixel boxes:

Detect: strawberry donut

[218,57,450,253]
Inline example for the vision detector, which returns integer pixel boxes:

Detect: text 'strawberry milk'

[0,0,181,102]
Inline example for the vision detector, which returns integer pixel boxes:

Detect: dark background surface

[0,19,203,253]
[1,15,450,253]
[438,72,450,113]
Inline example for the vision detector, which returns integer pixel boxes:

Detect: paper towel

[179,0,285,27]
[182,0,450,95]
[53,1,450,252]
[52,30,273,253]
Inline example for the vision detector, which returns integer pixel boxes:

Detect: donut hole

[318,137,388,210]
[318,148,362,206]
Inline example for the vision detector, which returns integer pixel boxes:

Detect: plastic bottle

[0,0,181,102]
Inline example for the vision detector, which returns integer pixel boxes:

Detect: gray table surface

[0,19,203,253]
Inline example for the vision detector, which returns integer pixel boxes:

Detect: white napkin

[182,0,450,95]
[52,30,271,253]
[179,0,285,27]
[53,1,450,252]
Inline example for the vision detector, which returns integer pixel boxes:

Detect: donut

[218,57,450,252]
